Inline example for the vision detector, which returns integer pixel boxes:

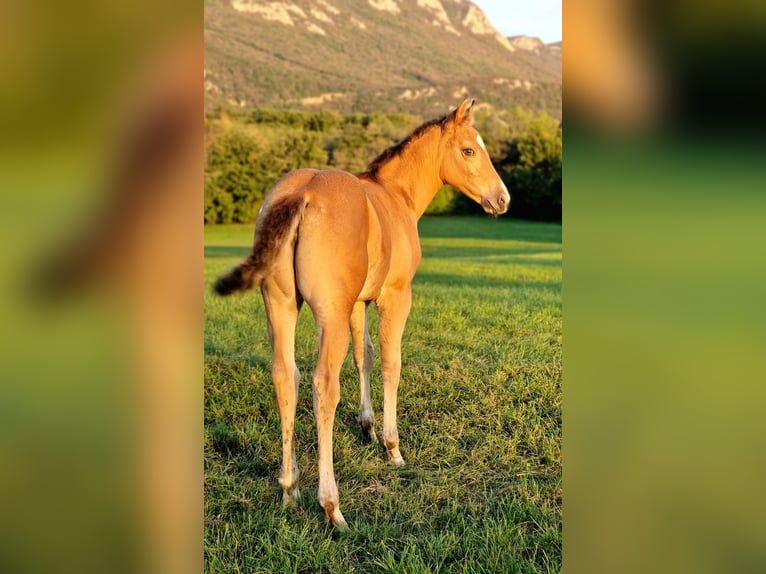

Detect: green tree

[204,127,265,223]
[516,112,562,168]
[203,107,562,223]
[499,112,562,221]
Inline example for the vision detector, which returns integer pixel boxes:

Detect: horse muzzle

[481,185,510,216]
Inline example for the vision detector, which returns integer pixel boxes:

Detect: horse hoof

[322,502,348,530]
[282,486,301,507]
[361,425,377,443]
[331,509,348,531]
[358,414,376,443]
[386,446,405,466]
[388,452,405,466]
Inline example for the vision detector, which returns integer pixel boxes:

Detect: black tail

[213,264,253,296]
[213,194,305,296]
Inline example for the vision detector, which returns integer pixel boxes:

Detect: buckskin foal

[214,98,510,529]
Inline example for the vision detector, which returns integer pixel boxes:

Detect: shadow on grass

[422,244,561,264]
[414,272,561,291]
[205,245,561,270]
[205,245,250,259]
[418,216,562,244]
[205,218,561,261]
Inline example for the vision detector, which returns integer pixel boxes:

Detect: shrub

[204,107,562,222]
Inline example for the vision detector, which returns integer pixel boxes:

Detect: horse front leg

[377,287,412,466]
[351,301,376,442]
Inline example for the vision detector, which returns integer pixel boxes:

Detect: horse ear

[453,98,475,125]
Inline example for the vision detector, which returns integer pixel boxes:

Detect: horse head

[440,99,511,215]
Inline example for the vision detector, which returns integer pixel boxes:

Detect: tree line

[204,106,561,223]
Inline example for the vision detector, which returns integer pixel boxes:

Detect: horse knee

[313,372,340,411]
[273,361,297,402]
[381,354,401,373]
[324,384,340,410]
[272,357,295,382]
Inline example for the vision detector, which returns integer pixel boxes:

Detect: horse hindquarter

[291,173,371,528]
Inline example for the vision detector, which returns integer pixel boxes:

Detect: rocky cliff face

[205,0,561,118]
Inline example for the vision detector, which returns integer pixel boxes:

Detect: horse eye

[462,148,475,156]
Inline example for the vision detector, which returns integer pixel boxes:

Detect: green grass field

[204,216,562,573]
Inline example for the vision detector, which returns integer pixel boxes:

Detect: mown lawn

[204,216,562,573]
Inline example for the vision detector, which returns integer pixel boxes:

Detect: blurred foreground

[0,3,202,574]
[565,1,766,573]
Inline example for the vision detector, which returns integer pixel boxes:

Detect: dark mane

[358,115,448,180]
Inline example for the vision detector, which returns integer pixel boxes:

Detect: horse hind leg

[261,276,302,507]
[312,312,352,530]
[351,301,376,442]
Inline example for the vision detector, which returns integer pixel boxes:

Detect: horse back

[286,169,419,305]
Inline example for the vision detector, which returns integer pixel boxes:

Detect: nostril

[498,194,506,206]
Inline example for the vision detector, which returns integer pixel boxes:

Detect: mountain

[204,0,561,119]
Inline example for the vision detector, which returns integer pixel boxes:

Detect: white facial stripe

[476,134,486,150]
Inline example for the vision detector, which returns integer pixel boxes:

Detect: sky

[470,0,561,44]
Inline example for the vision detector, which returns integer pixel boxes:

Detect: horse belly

[357,262,387,302]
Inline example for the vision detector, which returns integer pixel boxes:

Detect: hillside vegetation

[205,0,561,119]
[204,105,562,223]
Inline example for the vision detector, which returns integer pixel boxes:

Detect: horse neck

[376,127,445,219]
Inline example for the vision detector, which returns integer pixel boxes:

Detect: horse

[214,98,510,529]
